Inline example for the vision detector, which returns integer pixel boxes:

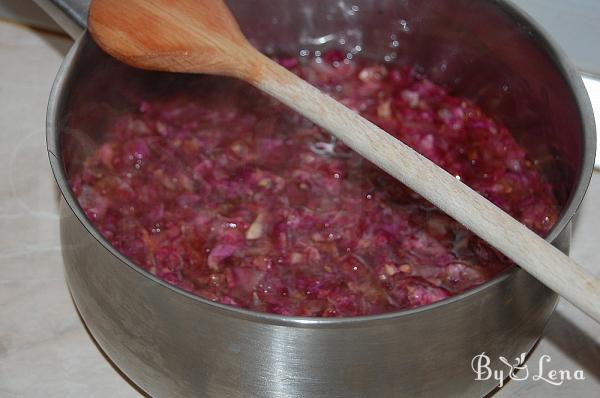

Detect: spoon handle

[250,52,600,322]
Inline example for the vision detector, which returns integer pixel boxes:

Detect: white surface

[582,76,600,169]
[0,21,598,398]
[515,0,600,76]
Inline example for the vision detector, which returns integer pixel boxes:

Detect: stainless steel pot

[36,0,596,397]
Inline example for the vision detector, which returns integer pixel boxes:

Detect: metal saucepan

[35,0,596,396]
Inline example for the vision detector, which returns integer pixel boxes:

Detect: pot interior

[55,0,587,315]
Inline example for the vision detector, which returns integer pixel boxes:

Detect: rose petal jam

[69,50,559,317]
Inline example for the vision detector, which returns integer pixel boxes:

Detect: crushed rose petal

[68,50,559,317]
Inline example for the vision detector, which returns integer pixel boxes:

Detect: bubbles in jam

[69,50,559,317]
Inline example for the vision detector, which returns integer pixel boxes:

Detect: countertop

[0,21,598,398]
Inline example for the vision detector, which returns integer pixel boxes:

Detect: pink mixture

[69,50,559,317]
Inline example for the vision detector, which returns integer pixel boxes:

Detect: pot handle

[33,0,90,39]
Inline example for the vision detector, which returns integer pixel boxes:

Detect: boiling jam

[70,50,558,316]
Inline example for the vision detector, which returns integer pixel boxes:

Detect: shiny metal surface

[32,0,88,39]
[43,0,595,397]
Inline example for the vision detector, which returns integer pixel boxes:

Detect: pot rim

[46,0,596,327]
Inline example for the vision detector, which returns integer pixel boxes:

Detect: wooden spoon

[88,0,600,322]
